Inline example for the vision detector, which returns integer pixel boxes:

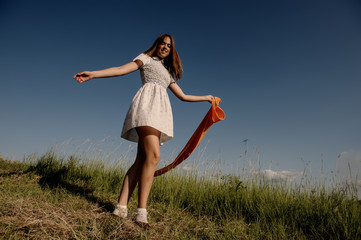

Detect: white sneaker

[135,208,150,229]
[135,208,148,223]
[112,204,127,218]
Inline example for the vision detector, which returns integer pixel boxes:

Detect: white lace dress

[121,53,175,143]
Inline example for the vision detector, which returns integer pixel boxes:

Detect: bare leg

[117,126,160,207]
[136,126,161,208]
[117,144,145,205]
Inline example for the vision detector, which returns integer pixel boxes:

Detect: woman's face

[156,36,172,59]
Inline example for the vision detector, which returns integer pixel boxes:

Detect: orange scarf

[154,97,225,176]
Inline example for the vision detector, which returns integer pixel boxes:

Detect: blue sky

[1,0,360,183]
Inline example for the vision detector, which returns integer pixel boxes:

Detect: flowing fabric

[154,97,225,177]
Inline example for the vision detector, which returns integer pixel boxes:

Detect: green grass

[1,151,360,239]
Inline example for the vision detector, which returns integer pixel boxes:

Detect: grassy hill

[0,152,360,239]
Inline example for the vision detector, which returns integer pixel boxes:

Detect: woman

[73,34,213,228]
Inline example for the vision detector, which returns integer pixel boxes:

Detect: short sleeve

[169,75,175,85]
[133,53,150,66]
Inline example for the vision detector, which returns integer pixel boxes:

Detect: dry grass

[0,159,247,239]
[0,162,137,239]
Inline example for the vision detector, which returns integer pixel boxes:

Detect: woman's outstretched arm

[169,82,213,103]
[73,60,143,83]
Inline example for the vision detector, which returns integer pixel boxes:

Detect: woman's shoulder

[133,53,151,63]
[138,52,150,58]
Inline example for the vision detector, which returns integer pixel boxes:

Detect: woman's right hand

[73,71,95,83]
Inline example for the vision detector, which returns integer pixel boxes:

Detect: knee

[146,151,161,166]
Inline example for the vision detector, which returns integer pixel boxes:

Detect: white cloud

[261,169,303,182]
[182,166,193,171]
[346,179,361,187]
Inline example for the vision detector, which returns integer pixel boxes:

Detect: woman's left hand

[205,95,214,103]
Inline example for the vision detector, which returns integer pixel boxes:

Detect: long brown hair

[144,34,183,81]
